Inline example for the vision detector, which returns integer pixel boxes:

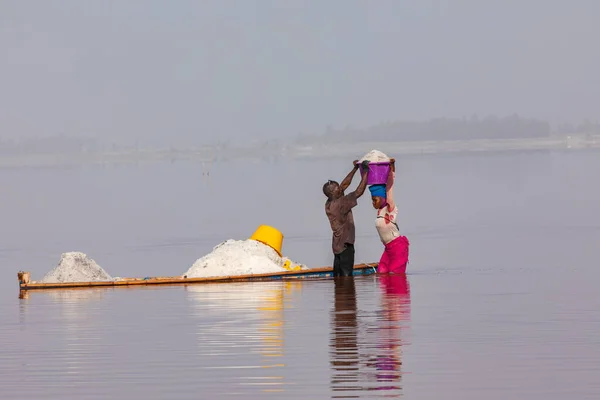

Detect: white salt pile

[184,239,308,278]
[41,252,113,283]
[359,149,391,163]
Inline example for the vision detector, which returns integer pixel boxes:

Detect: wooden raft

[18,263,378,291]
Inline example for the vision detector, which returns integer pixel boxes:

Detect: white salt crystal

[41,252,113,283]
[184,239,307,278]
[359,149,391,163]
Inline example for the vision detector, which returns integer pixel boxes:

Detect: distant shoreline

[1,134,598,169]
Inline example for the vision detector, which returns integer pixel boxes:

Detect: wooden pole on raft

[17,263,380,291]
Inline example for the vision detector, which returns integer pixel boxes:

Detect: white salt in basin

[359,149,391,163]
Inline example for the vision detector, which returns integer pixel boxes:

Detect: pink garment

[377,235,410,274]
[379,273,411,298]
[374,274,410,388]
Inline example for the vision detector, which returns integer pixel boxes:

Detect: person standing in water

[370,159,410,274]
[323,161,370,277]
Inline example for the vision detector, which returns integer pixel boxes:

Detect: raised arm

[386,159,396,211]
[339,160,360,191]
[352,165,369,198]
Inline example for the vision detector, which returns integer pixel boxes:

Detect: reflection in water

[47,288,107,305]
[330,277,360,396]
[370,275,411,395]
[19,288,107,323]
[185,281,302,395]
[330,275,411,398]
[16,288,109,382]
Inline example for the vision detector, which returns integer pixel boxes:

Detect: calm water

[1,151,599,399]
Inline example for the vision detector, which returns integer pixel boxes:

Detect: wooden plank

[19,263,378,291]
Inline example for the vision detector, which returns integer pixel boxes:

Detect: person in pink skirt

[369,159,410,274]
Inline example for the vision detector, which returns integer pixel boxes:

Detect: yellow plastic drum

[250,225,283,257]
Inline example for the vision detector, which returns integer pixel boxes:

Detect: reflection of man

[330,277,359,395]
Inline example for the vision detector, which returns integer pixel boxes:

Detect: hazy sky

[1,0,598,146]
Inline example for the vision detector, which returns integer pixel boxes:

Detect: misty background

[1,0,599,150]
[3,3,600,398]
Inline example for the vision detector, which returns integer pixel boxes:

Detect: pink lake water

[1,150,599,399]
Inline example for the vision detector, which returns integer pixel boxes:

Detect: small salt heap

[359,149,391,163]
[41,252,113,283]
[184,239,307,278]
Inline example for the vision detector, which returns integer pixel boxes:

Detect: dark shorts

[333,243,355,277]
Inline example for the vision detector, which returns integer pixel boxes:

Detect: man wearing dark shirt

[323,161,369,277]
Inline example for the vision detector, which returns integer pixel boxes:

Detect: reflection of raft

[18,263,378,291]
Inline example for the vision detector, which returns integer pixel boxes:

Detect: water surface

[1,151,599,399]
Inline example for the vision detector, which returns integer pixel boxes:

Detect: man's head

[323,180,342,200]
[369,184,387,209]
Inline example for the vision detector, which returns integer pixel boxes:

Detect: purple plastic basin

[360,162,390,185]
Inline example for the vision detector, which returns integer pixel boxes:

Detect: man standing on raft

[369,159,410,274]
[323,161,369,277]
